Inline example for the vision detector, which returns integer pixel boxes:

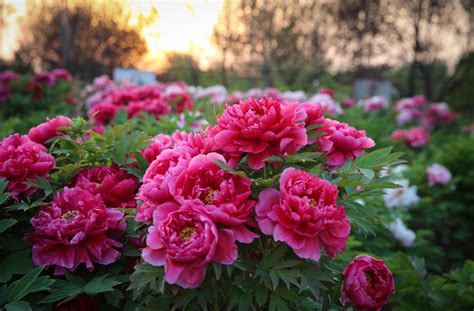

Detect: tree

[212,0,326,89]
[16,0,156,80]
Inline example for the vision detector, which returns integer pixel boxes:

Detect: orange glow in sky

[1,0,224,72]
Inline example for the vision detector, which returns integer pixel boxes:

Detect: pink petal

[165,259,186,284]
[142,247,166,266]
[256,188,280,216]
[293,237,321,261]
[176,265,207,289]
[231,224,259,244]
[273,224,305,249]
[213,229,237,265]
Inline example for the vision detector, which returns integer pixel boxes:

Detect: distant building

[113,68,156,85]
[353,79,394,102]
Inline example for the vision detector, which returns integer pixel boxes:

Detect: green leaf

[39,280,82,304]
[359,168,375,180]
[255,285,269,306]
[5,301,32,311]
[305,124,324,131]
[0,250,35,283]
[7,266,53,302]
[104,289,124,308]
[83,275,122,294]
[0,219,17,234]
[0,192,12,204]
[0,178,8,194]
[214,159,236,173]
[307,131,327,139]
[269,292,289,311]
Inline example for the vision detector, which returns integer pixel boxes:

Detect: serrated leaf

[104,289,124,307]
[0,178,8,193]
[7,266,53,302]
[39,281,82,304]
[255,285,268,306]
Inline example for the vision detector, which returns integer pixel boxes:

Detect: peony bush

[0,71,472,310]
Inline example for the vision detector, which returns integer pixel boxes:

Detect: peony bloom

[315,119,375,168]
[126,98,171,119]
[342,98,356,108]
[320,88,335,97]
[141,134,175,164]
[426,163,452,187]
[33,71,55,86]
[362,96,388,112]
[388,218,416,247]
[71,166,139,208]
[383,179,420,209]
[0,85,12,102]
[88,102,120,125]
[256,168,350,261]
[28,115,73,144]
[307,93,343,115]
[207,97,307,169]
[391,127,429,148]
[169,153,258,243]
[298,102,324,144]
[27,187,125,275]
[142,201,237,288]
[136,148,193,224]
[166,92,193,113]
[50,69,73,82]
[171,130,211,155]
[341,255,395,311]
[0,70,20,84]
[0,134,55,198]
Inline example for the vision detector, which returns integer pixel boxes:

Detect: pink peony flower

[136,148,193,224]
[142,201,237,288]
[166,92,193,113]
[88,102,120,125]
[0,134,55,198]
[141,134,175,164]
[172,131,211,155]
[207,97,307,169]
[71,166,139,208]
[169,153,258,243]
[0,70,20,84]
[27,187,125,275]
[256,168,350,261]
[403,127,429,148]
[299,102,324,144]
[50,69,73,82]
[33,71,55,86]
[28,115,73,144]
[126,98,171,119]
[342,98,356,108]
[0,85,11,102]
[363,96,388,112]
[341,255,395,311]
[316,119,375,168]
[426,163,452,187]
[320,88,335,97]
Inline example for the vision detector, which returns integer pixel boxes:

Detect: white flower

[426,163,452,187]
[307,93,343,115]
[388,218,416,247]
[383,179,420,209]
[281,90,307,102]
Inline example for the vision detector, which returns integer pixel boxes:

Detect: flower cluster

[256,168,350,260]
[0,134,55,198]
[394,95,455,128]
[0,70,20,102]
[362,95,389,112]
[391,127,430,148]
[426,163,452,187]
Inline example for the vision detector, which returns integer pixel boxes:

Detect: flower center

[203,190,215,205]
[365,270,375,286]
[310,198,317,207]
[180,226,196,241]
[61,210,80,221]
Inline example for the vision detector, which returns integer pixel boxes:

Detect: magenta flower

[0,85,12,102]
[126,98,170,119]
[392,127,429,148]
[165,92,193,114]
[0,70,20,84]
[71,166,139,208]
[426,163,452,187]
[50,69,73,82]
[28,115,73,144]
[316,119,375,168]
[256,168,350,261]
[142,201,237,288]
[27,187,125,275]
[341,255,395,311]
[88,102,120,125]
[0,134,55,198]
[169,153,258,243]
[141,134,174,164]
[207,97,307,169]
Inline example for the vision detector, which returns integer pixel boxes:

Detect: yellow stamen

[203,190,215,205]
[180,227,196,241]
[61,210,79,221]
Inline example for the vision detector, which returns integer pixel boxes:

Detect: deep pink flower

[341,255,395,311]
[71,166,139,208]
[393,127,429,148]
[136,149,193,223]
[363,96,388,112]
[142,201,237,288]
[256,168,350,261]
[169,153,258,243]
[207,97,307,169]
[299,102,324,144]
[27,187,125,275]
[0,70,20,84]
[126,98,171,119]
[0,85,11,102]
[28,115,73,144]
[342,98,356,108]
[172,131,211,155]
[320,88,335,97]
[426,163,452,187]
[88,102,120,125]
[33,72,55,86]
[166,92,193,113]
[316,119,375,168]
[141,134,174,164]
[427,103,455,124]
[0,134,55,198]
[50,69,73,82]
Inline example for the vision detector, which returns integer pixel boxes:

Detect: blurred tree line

[2,0,156,80]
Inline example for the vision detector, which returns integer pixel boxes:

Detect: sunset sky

[1,0,224,71]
